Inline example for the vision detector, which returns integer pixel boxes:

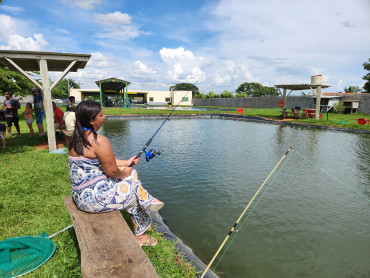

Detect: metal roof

[95,77,131,92]
[0,50,91,72]
[274,84,330,90]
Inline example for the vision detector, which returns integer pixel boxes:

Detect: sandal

[139,237,157,247]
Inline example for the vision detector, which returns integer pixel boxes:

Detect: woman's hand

[127,156,140,167]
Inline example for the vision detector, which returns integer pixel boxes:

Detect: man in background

[3,91,20,137]
[63,104,76,131]
[66,96,76,112]
[32,88,45,136]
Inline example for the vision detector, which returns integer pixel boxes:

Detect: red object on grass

[238,108,244,114]
[356,118,369,125]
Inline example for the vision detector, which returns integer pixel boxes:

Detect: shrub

[332,101,344,113]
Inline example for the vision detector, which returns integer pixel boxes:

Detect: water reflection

[103,118,370,278]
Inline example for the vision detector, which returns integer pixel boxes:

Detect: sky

[0,0,369,94]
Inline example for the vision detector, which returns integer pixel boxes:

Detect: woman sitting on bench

[68,101,163,247]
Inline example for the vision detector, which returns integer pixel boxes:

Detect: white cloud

[93,11,131,25]
[159,47,207,82]
[131,61,158,79]
[0,5,25,14]
[61,0,101,10]
[95,24,143,41]
[56,29,71,34]
[93,12,148,41]
[213,60,253,85]
[0,14,17,39]
[201,0,370,92]
[1,33,49,51]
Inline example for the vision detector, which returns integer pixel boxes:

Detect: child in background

[0,122,6,148]
[23,102,34,137]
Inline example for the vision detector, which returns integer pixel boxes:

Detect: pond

[142,106,228,111]
[101,117,370,278]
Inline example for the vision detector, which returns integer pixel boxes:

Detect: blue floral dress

[69,156,154,235]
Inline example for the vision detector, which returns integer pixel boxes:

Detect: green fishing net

[0,231,56,277]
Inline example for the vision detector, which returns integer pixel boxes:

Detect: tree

[205,91,218,98]
[220,90,234,98]
[52,78,80,98]
[0,67,37,96]
[344,86,361,93]
[170,83,200,98]
[235,82,279,97]
[362,58,370,93]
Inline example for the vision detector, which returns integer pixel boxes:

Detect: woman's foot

[146,198,164,211]
[135,234,157,246]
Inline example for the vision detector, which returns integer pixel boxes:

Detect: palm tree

[344,86,361,93]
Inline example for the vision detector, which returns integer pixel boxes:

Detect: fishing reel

[143,149,161,162]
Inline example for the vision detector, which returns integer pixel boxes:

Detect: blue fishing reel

[143,149,161,162]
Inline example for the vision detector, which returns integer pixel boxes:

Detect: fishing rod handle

[128,151,143,167]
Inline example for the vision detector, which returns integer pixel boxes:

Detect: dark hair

[5,92,12,97]
[69,101,101,155]
[26,102,32,109]
[31,88,40,93]
[69,96,75,101]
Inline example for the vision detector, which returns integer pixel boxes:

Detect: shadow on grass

[1,134,49,155]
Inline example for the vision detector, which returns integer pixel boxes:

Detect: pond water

[101,117,370,278]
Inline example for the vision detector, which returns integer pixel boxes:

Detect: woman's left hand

[127,156,140,167]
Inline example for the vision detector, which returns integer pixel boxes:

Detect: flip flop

[140,237,157,247]
[146,200,164,211]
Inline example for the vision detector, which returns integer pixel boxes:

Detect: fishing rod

[128,91,191,167]
[200,147,293,278]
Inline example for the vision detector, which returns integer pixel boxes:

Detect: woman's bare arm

[93,136,132,179]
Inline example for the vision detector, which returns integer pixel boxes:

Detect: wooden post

[39,59,57,152]
[315,85,321,119]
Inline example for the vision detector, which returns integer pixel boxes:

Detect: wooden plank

[64,197,158,278]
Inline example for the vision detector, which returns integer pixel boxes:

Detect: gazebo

[275,75,330,119]
[0,50,91,151]
[95,78,131,108]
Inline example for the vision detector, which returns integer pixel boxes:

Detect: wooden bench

[64,197,158,278]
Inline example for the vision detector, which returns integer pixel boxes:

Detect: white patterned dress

[69,156,154,235]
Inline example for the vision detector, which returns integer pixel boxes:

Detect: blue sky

[0,0,370,94]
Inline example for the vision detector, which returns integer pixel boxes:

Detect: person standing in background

[23,102,34,137]
[3,91,20,137]
[52,101,65,130]
[66,96,76,112]
[32,88,45,136]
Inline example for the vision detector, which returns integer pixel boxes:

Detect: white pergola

[0,50,91,151]
[275,83,331,119]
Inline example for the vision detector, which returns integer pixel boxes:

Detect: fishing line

[200,147,293,278]
[128,91,191,167]
[294,150,370,203]
[213,148,295,271]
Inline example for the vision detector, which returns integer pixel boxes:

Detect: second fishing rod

[128,91,190,167]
